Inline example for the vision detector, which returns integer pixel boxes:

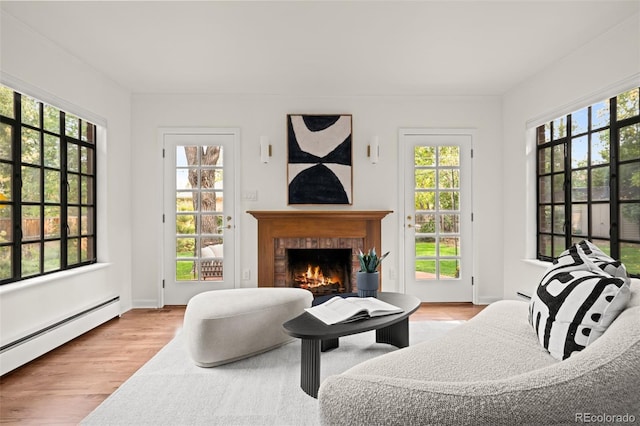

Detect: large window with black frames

[536,87,640,277]
[0,85,97,284]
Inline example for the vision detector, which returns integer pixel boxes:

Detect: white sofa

[318,278,640,425]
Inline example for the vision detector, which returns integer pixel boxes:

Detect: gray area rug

[82,320,463,426]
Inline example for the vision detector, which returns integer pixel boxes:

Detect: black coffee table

[282,292,421,398]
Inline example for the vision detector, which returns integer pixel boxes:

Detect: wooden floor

[0,303,485,425]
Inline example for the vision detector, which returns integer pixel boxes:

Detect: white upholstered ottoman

[183,287,313,367]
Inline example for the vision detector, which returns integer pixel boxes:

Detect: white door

[400,130,473,302]
[162,129,238,305]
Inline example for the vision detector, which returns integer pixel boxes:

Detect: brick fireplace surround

[247,211,392,291]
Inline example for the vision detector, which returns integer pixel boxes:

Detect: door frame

[157,127,241,307]
[398,128,477,304]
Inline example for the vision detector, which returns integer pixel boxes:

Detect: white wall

[0,11,132,371]
[502,14,640,299]
[131,94,503,305]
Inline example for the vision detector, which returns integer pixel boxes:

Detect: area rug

[82,320,463,426]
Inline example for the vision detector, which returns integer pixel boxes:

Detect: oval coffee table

[282,292,420,398]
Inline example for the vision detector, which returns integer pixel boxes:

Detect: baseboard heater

[0,296,120,375]
[517,292,532,300]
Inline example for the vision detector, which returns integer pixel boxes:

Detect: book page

[305,297,365,325]
[346,297,403,317]
[305,296,403,325]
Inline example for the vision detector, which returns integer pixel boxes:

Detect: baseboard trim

[475,296,501,305]
[132,299,162,308]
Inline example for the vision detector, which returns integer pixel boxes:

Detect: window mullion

[586,107,596,240]
[60,112,68,269]
[609,97,620,260]
[565,115,572,249]
[91,138,97,262]
[12,93,22,280]
[38,101,45,276]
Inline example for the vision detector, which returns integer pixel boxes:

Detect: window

[536,87,640,277]
[0,85,97,284]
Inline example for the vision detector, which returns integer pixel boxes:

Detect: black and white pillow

[529,242,630,360]
[577,239,629,279]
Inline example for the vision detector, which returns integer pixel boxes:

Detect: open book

[305,296,403,325]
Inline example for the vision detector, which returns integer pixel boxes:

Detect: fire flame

[297,264,338,288]
[306,264,321,281]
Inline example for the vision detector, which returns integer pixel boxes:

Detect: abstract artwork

[287,114,352,205]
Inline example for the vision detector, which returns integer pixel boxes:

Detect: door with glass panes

[162,130,237,305]
[401,130,473,302]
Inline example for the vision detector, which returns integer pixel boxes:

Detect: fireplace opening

[286,249,352,297]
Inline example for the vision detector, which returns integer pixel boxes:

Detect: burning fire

[295,264,340,289]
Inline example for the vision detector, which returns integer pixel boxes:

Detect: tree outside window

[536,87,639,276]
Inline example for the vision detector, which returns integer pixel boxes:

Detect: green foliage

[414,146,460,212]
[358,248,389,273]
[415,240,460,278]
[176,260,196,281]
[593,89,639,226]
[621,244,640,276]
[618,88,640,120]
[177,238,195,254]
[0,246,11,279]
[0,86,14,119]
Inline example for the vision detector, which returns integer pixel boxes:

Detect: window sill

[0,263,111,295]
[521,258,551,270]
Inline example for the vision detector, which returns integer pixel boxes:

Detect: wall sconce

[367,136,380,164]
[260,136,272,163]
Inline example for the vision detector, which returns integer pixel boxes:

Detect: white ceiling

[2,1,638,96]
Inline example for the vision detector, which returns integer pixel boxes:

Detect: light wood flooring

[0,302,485,425]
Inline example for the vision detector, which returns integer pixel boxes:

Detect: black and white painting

[287,114,352,205]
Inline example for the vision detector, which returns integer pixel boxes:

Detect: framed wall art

[287,114,353,205]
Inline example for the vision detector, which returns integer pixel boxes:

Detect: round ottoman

[183,287,313,367]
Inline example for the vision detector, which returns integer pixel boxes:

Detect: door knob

[406,215,413,227]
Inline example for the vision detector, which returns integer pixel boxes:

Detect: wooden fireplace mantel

[247,210,392,288]
[247,210,393,221]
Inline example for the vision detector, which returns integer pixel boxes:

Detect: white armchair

[201,244,223,279]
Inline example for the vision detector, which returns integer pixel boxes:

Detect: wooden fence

[0,217,82,239]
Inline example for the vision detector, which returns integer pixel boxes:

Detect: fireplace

[247,210,392,295]
[287,248,352,296]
